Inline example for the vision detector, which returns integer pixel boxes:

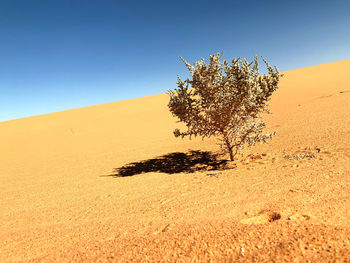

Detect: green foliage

[168,52,283,161]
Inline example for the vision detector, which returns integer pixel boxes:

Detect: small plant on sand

[167,52,282,161]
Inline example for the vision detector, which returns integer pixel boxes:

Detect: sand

[1,59,350,262]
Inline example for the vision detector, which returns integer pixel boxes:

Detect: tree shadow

[107,150,230,177]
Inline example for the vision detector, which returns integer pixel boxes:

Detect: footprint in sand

[240,211,281,225]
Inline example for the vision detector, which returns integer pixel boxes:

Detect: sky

[0,0,349,122]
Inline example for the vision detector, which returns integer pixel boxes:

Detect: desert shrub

[167,52,282,161]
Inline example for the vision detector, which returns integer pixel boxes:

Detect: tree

[167,52,282,161]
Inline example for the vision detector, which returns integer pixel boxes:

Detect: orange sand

[1,59,350,262]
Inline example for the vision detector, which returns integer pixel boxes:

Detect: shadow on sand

[107,150,230,177]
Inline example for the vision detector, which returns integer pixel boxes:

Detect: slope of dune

[1,59,350,262]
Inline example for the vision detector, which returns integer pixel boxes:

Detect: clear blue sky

[1,0,349,121]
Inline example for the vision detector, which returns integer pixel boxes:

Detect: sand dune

[1,59,350,262]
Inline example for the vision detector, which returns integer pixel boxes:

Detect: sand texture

[1,59,350,262]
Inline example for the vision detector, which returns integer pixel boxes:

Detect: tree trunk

[224,137,234,161]
[228,149,234,161]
